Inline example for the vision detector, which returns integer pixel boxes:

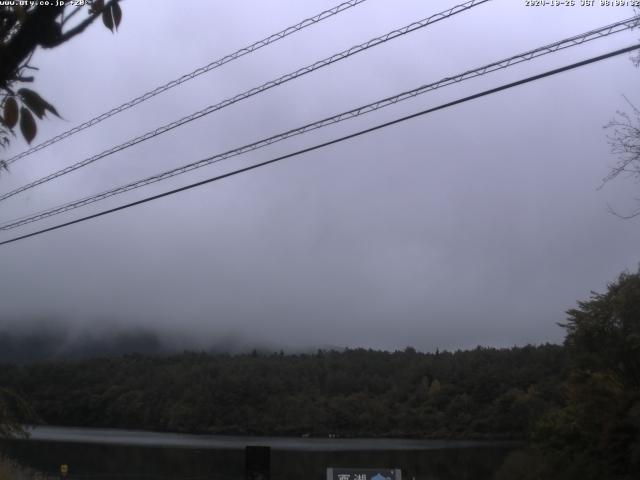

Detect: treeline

[0,344,566,439]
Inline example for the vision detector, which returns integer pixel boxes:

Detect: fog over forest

[0,3,639,479]
[0,0,639,353]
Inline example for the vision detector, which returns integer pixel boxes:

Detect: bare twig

[602,98,640,185]
[607,202,640,219]
[60,5,83,26]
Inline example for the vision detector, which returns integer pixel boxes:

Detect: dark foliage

[0,344,566,439]
[0,1,122,153]
[529,267,640,480]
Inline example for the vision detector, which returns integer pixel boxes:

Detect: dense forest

[0,344,566,439]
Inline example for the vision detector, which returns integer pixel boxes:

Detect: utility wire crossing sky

[1,43,637,247]
[0,6,637,234]
[3,0,370,167]
[0,0,490,204]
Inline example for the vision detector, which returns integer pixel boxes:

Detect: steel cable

[1,16,637,231]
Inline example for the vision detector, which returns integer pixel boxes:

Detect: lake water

[0,426,518,480]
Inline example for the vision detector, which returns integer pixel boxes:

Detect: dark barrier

[245,446,270,480]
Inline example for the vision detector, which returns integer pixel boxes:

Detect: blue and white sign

[326,468,401,480]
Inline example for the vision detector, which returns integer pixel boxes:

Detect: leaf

[112,2,122,30]
[18,88,60,119]
[90,0,104,15]
[19,107,36,144]
[3,97,18,128]
[19,89,45,119]
[102,6,114,32]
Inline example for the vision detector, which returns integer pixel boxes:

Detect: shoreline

[14,425,523,451]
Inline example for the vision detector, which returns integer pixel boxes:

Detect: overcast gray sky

[0,0,638,352]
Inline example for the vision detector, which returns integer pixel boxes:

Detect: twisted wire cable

[3,0,369,167]
[1,43,638,247]
[1,15,638,232]
[0,0,491,203]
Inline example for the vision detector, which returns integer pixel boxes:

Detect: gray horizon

[0,0,638,353]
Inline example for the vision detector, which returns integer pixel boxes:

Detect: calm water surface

[0,426,518,480]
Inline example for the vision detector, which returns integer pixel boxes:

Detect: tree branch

[60,5,83,27]
[54,0,121,47]
[0,1,122,87]
[0,6,63,87]
[607,203,640,219]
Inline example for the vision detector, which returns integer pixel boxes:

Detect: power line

[2,0,369,167]
[1,16,637,231]
[1,43,637,247]
[0,0,490,203]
